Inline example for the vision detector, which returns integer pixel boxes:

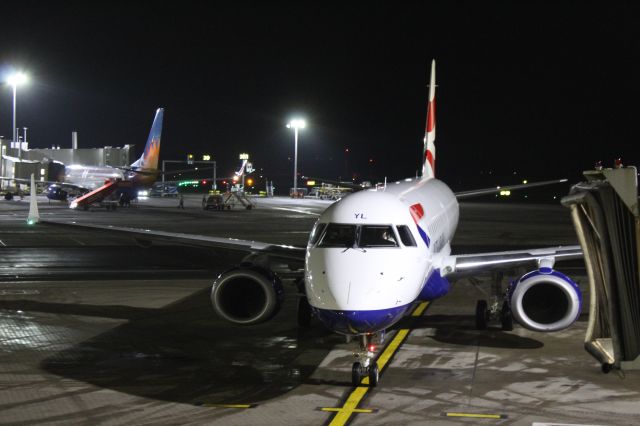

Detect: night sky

[0,1,638,192]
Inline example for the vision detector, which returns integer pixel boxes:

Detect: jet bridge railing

[562,166,640,372]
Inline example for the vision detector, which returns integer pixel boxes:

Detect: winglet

[422,60,436,178]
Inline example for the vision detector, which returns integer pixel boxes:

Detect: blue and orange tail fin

[422,60,436,178]
[131,108,164,170]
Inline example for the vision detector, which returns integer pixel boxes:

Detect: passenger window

[360,225,398,248]
[397,225,417,247]
[319,224,357,247]
[309,223,327,245]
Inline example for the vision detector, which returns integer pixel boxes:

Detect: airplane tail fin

[422,60,436,178]
[131,108,164,170]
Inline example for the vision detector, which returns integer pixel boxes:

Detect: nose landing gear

[351,334,380,387]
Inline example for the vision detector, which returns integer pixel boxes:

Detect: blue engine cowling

[507,268,582,332]
[210,266,284,325]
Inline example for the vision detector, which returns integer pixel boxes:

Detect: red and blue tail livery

[422,59,436,178]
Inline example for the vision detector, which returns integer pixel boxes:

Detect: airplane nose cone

[307,248,368,309]
[306,248,414,334]
[306,248,411,311]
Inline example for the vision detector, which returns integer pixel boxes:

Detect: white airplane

[46,60,582,386]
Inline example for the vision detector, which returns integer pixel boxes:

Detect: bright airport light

[6,71,30,145]
[7,72,28,87]
[286,119,306,129]
[287,118,306,196]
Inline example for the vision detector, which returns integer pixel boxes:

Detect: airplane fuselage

[305,176,459,335]
[65,164,124,190]
[59,164,159,204]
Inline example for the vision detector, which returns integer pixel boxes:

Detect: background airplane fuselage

[64,165,124,190]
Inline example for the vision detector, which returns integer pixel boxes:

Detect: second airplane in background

[65,108,164,209]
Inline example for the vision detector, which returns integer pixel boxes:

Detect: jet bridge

[562,164,640,372]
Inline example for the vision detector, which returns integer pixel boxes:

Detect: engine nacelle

[508,269,582,332]
[210,266,284,325]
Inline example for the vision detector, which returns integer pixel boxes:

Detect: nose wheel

[369,363,379,386]
[351,362,379,387]
[352,362,363,386]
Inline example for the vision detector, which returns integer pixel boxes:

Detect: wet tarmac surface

[1,195,639,425]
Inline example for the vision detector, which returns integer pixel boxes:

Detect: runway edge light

[27,173,40,225]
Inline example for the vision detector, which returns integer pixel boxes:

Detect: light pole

[7,72,28,158]
[286,118,306,197]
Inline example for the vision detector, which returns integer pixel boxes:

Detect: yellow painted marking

[445,412,503,419]
[328,302,430,426]
[202,403,254,409]
[321,408,375,413]
[375,328,409,372]
[328,385,369,425]
[411,301,429,317]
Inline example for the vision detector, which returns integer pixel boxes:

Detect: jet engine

[210,266,284,325]
[508,269,582,332]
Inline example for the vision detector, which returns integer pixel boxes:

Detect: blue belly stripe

[313,304,412,335]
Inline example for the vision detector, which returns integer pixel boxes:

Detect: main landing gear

[351,334,380,387]
[474,272,513,331]
[475,299,513,331]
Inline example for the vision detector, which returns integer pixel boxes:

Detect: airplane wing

[438,245,583,277]
[446,178,581,274]
[1,176,89,192]
[41,220,306,268]
[454,178,568,199]
[1,176,51,186]
[303,177,568,197]
[42,220,581,277]
[118,166,217,176]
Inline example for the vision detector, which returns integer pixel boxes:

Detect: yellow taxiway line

[325,301,430,426]
[444,412,505,419]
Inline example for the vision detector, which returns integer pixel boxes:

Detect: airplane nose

[306,248,386,310]
[305,248,350,309]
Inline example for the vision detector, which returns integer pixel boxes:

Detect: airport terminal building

[0,137,132,190]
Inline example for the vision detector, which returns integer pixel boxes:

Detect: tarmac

[0,194,638,425]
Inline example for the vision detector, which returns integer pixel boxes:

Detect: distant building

[0,137,133,190]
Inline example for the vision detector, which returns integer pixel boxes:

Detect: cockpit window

[396,225,417,247]
[315,223,405,248]
[309,223,327,245]
[359,225,398,247]
[318,224,357,247]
